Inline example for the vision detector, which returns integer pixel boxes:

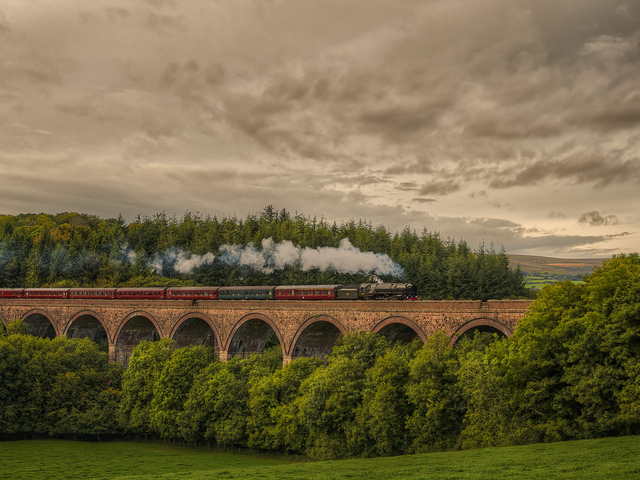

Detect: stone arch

[170,313,220,351]
[22,309,58,339]
[288,315,346,360]
[450,318,513,346]
[225,313,284,359]
[114,312,162,365]
[65,311,109,348]
[372,316,427,344]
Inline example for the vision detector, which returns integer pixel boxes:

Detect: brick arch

[449,317,513,346]
[65,310,110,342]
[114,311,162,343]
[224,313,285,358]
[288,315,346,359]
[21,309,59,338]
[170,312,221,350]
[372,316,427,343]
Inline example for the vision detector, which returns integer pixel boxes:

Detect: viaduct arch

[0,299,532,364]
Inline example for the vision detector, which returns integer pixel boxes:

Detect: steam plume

[132,237,403,277]
[218,237,404,276]
[149,248,215,274]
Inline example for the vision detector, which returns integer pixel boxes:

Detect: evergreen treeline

[0,208,528,299]
[1,254,639,457]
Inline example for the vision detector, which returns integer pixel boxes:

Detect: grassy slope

[507,255,605,276]
[508,254,606,289]
[1,436,639,480]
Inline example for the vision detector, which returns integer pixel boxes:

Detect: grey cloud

[490,151,640,189]
[396,182,418,192]
[578,211,619,226]
[468,218,521,229]
[418,181,460,196]
[105,8,132,23]
[470,191,488,198]
[145,10,185,33]
[358,98,453,141]
[0,11,10,34]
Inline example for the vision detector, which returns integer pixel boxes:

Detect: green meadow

[1,436,639,480]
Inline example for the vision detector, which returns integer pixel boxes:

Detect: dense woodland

[0,208,529,300]
[1,254,639,459]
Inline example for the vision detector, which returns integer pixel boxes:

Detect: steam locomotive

[0,283,417,301]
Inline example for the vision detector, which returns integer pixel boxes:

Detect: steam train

[0,283,418,301]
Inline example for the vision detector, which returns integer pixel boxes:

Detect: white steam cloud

[148,248,215,274]
[128,238,403,277]
[218,237,404,276]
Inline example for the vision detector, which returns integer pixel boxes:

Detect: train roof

[24,287,71,292]
[275,285,343,290]
[165,286,220,291]
[115,287,167,291]
[218,286,276,291]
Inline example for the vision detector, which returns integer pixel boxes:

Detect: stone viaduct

[0,298,533,365]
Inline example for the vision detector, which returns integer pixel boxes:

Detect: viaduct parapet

[0,299,533,364]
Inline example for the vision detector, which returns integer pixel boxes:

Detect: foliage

[459,254,640,447]
[117,339,176,435]
[0,333,123,438]
[0,209,528,299]
[246,356,322,451]
[150,346,216,440]
[406,331,465,452]
[178,346,283,447]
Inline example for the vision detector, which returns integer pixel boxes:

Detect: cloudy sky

[1,1,639,257]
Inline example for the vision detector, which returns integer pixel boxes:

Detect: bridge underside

[115,316,160,365]
[173,317,218,350]
[66,314,109,352]
[24,313,56,339]
[291,320,342,360]
[227,318,281,359]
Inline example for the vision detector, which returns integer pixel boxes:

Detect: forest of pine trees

[0,207,529,300]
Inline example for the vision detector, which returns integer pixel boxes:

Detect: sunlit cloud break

[219,238,404,276]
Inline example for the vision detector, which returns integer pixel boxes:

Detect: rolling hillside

[507,255,606,290]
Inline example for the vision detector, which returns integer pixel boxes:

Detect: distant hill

[507,255,606,290]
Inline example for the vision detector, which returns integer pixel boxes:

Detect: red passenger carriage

[69,288,117,299]
[274,285,340,301]
[115,287,167,300]
[0,288,25,298]
[165,287,219,300]
[23,288,70,299]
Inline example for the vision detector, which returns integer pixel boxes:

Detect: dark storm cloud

[358,98,453,141]
[490,151,640,189]
[578,211,619,226]
[396,182,418,192]
[418,181,461,196]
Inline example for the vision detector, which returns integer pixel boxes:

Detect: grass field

[507,254,604,290]
[1,436,639,480]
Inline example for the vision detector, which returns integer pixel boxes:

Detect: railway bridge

[0,298,533,364]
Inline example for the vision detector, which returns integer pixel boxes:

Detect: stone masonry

[0,298,533,363]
